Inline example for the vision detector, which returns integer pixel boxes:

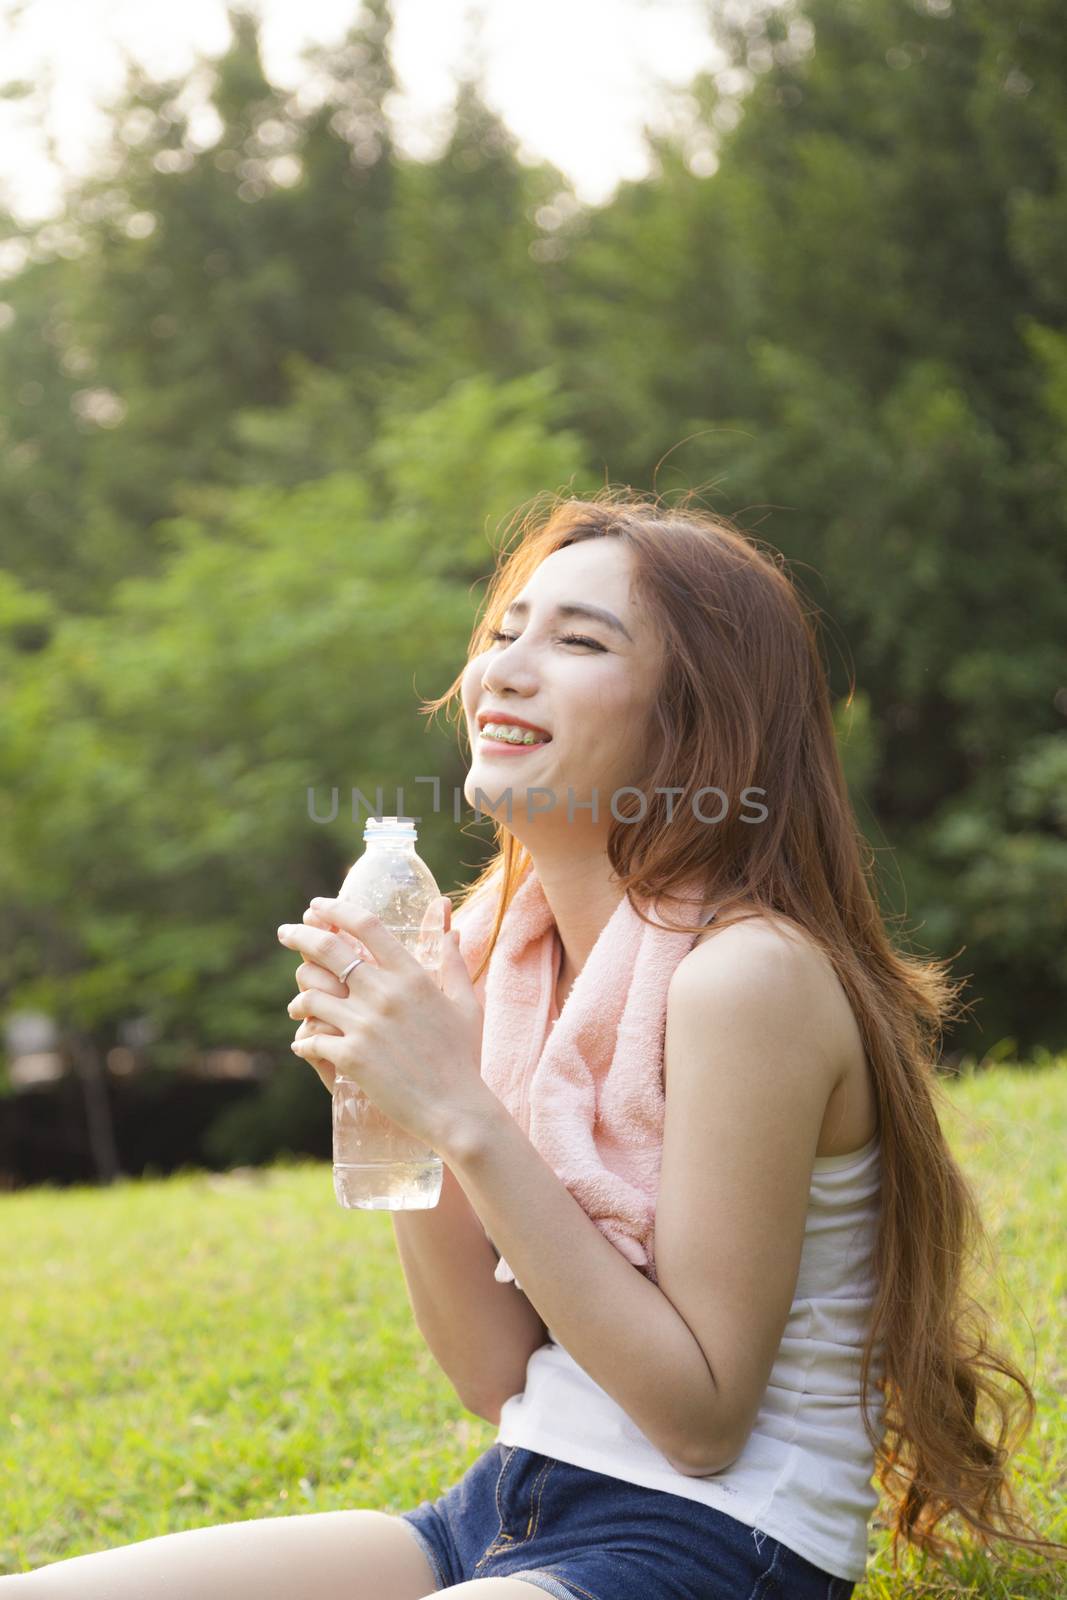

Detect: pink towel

[453,859,716,1289]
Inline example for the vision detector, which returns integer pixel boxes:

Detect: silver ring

[339,957,365,984]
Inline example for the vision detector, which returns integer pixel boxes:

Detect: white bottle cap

[362,814,418,843]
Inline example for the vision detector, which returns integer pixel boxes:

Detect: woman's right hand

[292,938,347,1094]
[289,901,462,1095]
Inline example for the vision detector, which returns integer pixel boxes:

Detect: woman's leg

[0,1508,438,1600]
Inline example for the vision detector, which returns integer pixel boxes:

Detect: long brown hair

[420,486,1064,1574]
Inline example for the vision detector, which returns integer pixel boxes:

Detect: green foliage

[0,373,587,1071]
[910,735,1067,1034]
[535,0,1067,1050]
[1,0,1065,1105]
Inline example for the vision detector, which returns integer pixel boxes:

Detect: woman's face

[460,539,665,834]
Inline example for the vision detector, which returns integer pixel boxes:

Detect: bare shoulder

[667,910,845,1090]
[681,908,833,988]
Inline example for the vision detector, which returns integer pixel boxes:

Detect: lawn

[2,1061,1064,1594]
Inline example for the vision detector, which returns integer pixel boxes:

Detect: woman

[7,492,1059,1598]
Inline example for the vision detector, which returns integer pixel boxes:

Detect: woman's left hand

[277,896,495,1161]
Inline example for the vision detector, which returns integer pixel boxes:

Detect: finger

[294,1017,343,1040]
[304,898,413,973]
[291,1030,342,1082]
[302,907,360,940]
[300,912,373,981]
[291,1026,337,1092]
[288,987,359,1030]
[439,922,481,1012]
[420,894,451,936]
[414,895,451,975]
[295,960,348,998]
[277,916,372,981]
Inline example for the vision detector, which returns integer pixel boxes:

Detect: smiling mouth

[478,728,551,749]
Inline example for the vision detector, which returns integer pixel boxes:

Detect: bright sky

[0,0,727,222]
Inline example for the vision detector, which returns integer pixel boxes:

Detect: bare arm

[391,1159,550,1421]
[443,922,837,1472]
[444,1097,723,1468]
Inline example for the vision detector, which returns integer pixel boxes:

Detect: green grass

[2,1062,1065,1594]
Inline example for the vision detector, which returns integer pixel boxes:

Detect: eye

[486,628,605,651]
[559,634,605,650]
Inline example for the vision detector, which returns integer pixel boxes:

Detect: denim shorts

[397,1442,857,1600]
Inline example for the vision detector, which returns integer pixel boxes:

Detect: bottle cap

[363,814,418,843]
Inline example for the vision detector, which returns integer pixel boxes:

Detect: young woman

[7,492,1059,1599]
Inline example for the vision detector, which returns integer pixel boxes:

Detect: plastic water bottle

[330,815,445,1211]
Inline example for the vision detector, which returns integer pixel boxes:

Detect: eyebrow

[501,598,634,643]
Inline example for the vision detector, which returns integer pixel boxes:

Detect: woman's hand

[291,974,344,1095]
[277,895,493,1159]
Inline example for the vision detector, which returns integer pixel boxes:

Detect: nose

[481,639,539,696]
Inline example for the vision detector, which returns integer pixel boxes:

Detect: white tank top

[494,1100,886,1582]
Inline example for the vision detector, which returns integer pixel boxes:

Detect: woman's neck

[528,850,626,1012]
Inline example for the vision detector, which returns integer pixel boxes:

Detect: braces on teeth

[482,723,547,744]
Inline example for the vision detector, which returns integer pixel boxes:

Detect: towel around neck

[452,859,717,1289]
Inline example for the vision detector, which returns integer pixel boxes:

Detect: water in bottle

[331,815,445,1210]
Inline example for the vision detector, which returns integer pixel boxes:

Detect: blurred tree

[537,0,1067,1049]
[2,0,1065,1151]
[0,373,590,1156]
[381,75,565,404]
[0,3,408,603]
[0,3,581,602]
[913,733,1067,1042]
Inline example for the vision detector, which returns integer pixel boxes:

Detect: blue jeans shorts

[397,1442,857,1600]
